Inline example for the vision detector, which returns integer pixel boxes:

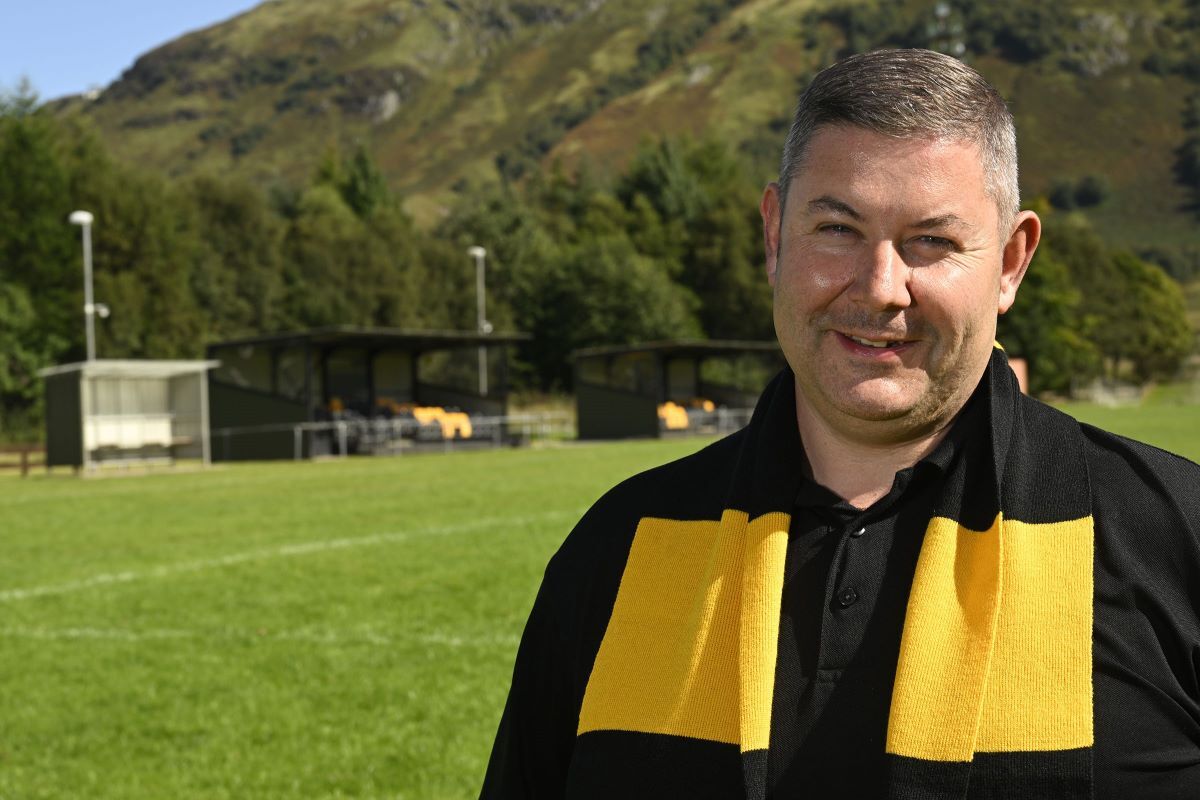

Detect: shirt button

[850,526,866,538]
[836,587,859,608]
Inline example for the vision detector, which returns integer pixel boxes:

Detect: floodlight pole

[469,245,490,396]
[69,210,97,361]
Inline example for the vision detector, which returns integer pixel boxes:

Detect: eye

[907,235,957,256]
[817,223,857,237]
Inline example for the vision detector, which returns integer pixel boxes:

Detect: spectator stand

[39,360,219,473]
[206,327,532,461]
[572,340,784,440]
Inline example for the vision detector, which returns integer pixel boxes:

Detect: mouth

[835,331,916,356]
[846,334,906,349]
[844,331,907,347]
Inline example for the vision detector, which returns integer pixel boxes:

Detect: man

[481,49,1200,799]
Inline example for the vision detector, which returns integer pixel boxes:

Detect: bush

[1049,179,1078,210]
[1074,174,1111,207]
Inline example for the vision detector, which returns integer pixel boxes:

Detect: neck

[794,391,958,509]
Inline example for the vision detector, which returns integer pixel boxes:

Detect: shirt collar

[792,384,985,514]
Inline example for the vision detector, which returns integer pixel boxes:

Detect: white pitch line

[0,508,580,604]
[0,625,520,649]
[0,626,194,642]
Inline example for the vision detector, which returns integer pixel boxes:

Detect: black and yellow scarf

[575,348,1093,798]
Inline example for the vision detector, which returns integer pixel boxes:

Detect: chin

[836,399,917,423]
[832,381,924,423]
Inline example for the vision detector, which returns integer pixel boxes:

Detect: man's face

[760,125,1037,444]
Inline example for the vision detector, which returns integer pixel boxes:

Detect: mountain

[53,0,1199,244]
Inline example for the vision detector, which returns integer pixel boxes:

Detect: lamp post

[68,210,101,361]
[468,245,491,396]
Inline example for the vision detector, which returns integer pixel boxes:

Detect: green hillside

[52,0,1199,240]
[4,0,1193,433]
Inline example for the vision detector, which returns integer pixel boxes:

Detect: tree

[281,184,375,328]
[509,233,701,389]
[186,175,287,339]
[0,283,64,438]
[0,100,78,360]
[365,203,450,330]
[94,176,208,359]
[339,146,392,219]
[686,199,774,341]
[312,143,394,220]
[1037,217,1192,384]
[617,137,773,340]
[997,247,1099,394]
[438,173,703,389]
[1090,252,1192,382]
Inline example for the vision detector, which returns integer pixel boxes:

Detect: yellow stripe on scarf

[886,514,1094,761]
[577,510,789,749]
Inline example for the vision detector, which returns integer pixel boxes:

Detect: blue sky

[1,1,261,101]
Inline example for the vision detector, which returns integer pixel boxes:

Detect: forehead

[787,125,994,222]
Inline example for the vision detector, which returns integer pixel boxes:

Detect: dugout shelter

[40,359,219,471]
[572,340,784,440]
[206,326,529,460]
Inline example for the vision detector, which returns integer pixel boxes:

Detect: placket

[815,511,883,675]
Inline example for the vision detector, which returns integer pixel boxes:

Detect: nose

[848,240,912,310]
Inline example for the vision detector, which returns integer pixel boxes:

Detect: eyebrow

[806,196,863,220]
[806,197,974,232]
[911,214,972,231]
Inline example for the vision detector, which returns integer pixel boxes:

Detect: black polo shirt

[767,397,978,797]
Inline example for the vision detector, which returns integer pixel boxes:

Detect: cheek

[912,262,1001,330]
[779,243,853,298]
[772,273,816,352]
[808,262,846,294]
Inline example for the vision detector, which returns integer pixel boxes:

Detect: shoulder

[596,430,745,520]
[1011,394,1200,552]
[553,431,743,564]
[1016,393,1200,513]
[1076,420,1200,521]
[517,432,747,686]
[1059,413,1200,596]
[539,431,744,607]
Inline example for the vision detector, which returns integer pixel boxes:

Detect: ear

[997,209,1041,314]
[760,182,783,288]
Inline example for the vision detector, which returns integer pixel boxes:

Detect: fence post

[20,445,29,478]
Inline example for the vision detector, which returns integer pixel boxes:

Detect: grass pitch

[1,439,709,799]
[1,404,1197,799]
[1056,396,1200,463]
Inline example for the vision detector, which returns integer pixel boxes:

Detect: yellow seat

[441,411,473,439]
[657,402,689,431]
[412,406,474,439]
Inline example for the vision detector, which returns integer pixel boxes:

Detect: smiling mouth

[844,334,909,349]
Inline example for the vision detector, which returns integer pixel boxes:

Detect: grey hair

[778,49,1019,221]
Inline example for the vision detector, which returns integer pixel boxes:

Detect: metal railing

[661,407,755,437]
[210,407,757,462]
[211,412,574,461]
